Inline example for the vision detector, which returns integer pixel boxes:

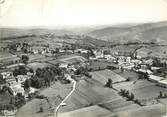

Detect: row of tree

[119,89,142,105]
[119,89,134,101]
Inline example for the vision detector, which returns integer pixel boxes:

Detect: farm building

[74,49,88,54]
[1,72,13,79]
[104,55,116,61]
[93,50,104,59]
[136,69,153,75]
[16,75,31,84]
[148,75,164,83]
[120,62,135,70]
[10,84,25,96]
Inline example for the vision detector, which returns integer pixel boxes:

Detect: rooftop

[148,75,165,81]
[158,79,167,85]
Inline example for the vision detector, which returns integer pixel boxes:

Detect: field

[60,56,87,64]
[16,82,72,117]
[102,103,165,117]
[27,62,54,71]
[90,69,126,84]
[113,80,167,100]
[113,69,139,81]
[59,78,121,113]
[0,92,12,105]
[88,61,112,70]
[59,105,111,117]
[28,54,46,62]
[99,98,140,112]
[146,46,167,59]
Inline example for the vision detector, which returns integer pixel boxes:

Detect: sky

[0,0,167,27]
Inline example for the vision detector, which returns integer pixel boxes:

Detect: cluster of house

[0,71,37,97]
[90,48,167,87]
[30,42,91,56]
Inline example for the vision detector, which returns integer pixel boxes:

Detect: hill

[88,21,167,44]
[0,28,75,40]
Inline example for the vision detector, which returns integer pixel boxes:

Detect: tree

[105,78,113,88]
[0,74,5,85]
[130,93,135,100]
[159,91,163,98]
[36,68,42,78]
[29,68,34,73]
[126,77,130,81]
[87,47,95,57]
[125,90,129,97]
[164,93,167,98]
[75,66,86,75]
[39,106,43,113]
[134,99,140,105]
[43,70,51,87]
[24,79,31,90]
[15,93,26,108]
[1,86,9,93]
[31,76,43,88]
[13,66,28,76]
[21,55,29,64]
[138,73,148,80]
[152,57,161,67]
[85,72,92,78]
[119,89,126,96]
[121,67,124,73]
[71,44,76,53]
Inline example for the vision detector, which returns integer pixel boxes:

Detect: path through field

[54,76,76,117]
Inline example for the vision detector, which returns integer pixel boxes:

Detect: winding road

[54,76,76,117]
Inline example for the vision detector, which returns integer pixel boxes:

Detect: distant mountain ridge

[88,21,167,44]
[0,28,75,39]
[1,21,167,45]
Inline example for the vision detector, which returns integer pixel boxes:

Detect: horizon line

[0,20,167,29]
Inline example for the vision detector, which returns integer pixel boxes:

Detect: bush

[85,72,92,78]
[36,95,47,99]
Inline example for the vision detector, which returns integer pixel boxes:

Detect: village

[0,38,167,117]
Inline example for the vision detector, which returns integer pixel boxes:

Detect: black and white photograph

[0,0,167,117]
